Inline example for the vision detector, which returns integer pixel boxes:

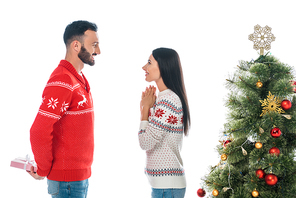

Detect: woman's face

[142,54,161,83]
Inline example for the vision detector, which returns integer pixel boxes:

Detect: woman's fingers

[143,85,156,98]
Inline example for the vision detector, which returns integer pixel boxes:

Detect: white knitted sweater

[138,89,186,188]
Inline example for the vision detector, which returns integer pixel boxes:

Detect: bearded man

[29,20,100,198]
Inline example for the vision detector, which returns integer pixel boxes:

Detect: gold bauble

[221,154,227,161]
[212,189,219,196]
[252,190,259,197]
[256,80,263,88]
[255,142,263,149]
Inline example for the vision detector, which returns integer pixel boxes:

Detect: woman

[139,47,190,198]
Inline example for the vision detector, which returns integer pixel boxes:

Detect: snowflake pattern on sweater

[138,89,186,188]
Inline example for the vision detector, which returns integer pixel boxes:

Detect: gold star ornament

[259,91,285,117]
[248,24,276,55]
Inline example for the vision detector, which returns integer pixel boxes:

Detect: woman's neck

[155,78,168,92]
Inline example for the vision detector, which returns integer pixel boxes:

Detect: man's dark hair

[63,20,97,47]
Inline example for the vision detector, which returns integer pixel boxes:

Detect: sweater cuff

[37,168,51,177]
[140,121,149,130]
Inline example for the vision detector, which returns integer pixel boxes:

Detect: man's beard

[78,45,96,66]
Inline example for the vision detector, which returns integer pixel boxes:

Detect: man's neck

[65,54,84,73]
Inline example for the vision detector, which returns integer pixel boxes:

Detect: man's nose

[95,46,101,55]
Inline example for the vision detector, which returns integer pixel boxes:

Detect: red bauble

[256,169,266,179]
[269,147,280,156]
[265,174,278,186]
[223,140,232,147]
[281,99,292,110]
[270,127,281,138]
[197,188,206,197]
[292,81,296,93]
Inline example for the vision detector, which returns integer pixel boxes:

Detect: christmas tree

[199,25,296,198]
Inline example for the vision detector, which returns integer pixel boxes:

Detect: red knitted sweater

[30,60,94,182]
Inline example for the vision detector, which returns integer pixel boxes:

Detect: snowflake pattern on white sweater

[138,89,186,188]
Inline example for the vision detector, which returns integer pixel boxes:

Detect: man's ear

[72,40,81,52]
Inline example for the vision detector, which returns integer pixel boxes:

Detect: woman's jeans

[47,179,89,198]
[152,188,186,198]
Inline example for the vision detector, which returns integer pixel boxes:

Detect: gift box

[10,155,37,172]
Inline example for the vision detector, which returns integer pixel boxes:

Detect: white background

[2,0,296,197]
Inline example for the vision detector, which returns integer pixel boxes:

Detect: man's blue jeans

[151,188,186,198]
[47,179,89,198]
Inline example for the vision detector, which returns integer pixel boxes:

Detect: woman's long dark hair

[152,47,191,136]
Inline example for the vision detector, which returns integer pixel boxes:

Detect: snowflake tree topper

[259,91,284,117]
[248,24,276,55]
